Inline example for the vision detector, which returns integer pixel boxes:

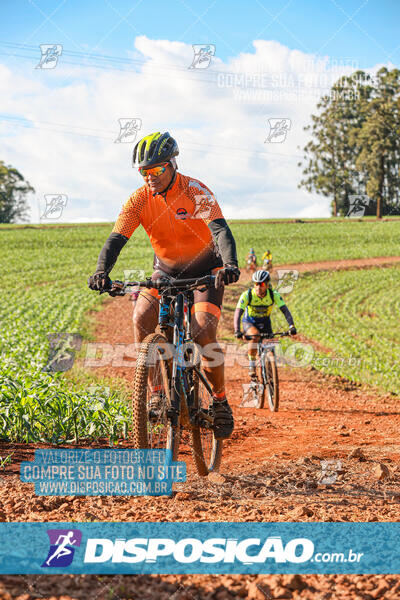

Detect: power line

[0,40,338,91]
[0,114,302,159]
[0,40,219,83]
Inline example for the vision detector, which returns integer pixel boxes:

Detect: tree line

[299,67,400,218]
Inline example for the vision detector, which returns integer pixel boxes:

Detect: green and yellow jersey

[236,287,285,320]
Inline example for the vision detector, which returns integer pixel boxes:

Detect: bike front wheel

[132,332,180,459]
[190,366,223,476]
[261,349,279,412]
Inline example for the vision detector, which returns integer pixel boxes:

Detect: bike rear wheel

[190,366,223,476]
[254,369,265,409]
[262,349,279,412]
[132,332,180,459]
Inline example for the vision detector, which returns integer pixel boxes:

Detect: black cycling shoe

[212,398,234,440]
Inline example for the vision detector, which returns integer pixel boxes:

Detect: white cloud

[0,37,381,223]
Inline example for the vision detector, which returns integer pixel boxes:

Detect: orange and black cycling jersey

[112,172,225,277]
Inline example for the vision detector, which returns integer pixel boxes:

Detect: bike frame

[259,338,279,381]
[244,332,287,368]
[105,275,216,430]
[158,288,206,430]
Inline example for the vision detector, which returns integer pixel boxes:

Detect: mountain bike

[105,275,222,476]
[262,258,273,271]
[243,331,289,411]
[245,258,257,273]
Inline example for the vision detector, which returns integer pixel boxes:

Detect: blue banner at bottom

[0,522,398,574]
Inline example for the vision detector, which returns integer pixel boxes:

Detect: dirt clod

[208,473,226,485]
[348,447,367,461]
[373,463,390,480]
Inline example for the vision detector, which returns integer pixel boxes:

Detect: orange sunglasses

[139,162,169,177]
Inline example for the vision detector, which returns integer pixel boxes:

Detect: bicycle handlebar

[101,275,216,296]
[243,331,290,340]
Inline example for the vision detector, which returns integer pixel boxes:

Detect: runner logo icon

[42,529,82,567]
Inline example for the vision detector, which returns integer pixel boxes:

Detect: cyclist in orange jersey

[88,132,240,439]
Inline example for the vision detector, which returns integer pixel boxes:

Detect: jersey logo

[175,207,189,220]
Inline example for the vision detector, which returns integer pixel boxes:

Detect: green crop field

[228,219,399,267]
[285,266,400,394]
[0,219,398,443]
[0,283,130,443]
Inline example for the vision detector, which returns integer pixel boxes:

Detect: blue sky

[0,0,398,221]
[2,0,399,67]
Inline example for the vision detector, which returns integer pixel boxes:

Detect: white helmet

[252,269,270,284]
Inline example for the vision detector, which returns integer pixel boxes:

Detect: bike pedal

[148,410,160,422]
[166,408,180,426]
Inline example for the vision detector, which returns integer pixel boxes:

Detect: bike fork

[169,294,185,428]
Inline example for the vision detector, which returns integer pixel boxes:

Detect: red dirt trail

[0,257,399,599]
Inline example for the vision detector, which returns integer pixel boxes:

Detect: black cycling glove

[88,272,111,292]
[215,265,240,288]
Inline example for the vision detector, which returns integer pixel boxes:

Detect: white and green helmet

[252,269,270,284]
[133,131,179,168]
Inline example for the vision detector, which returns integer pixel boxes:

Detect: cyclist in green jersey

[234,270,297,377]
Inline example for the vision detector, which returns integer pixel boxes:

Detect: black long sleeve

[279,304,294,327]
[234,307,244,332]
[208,218,238,267]
[96,232,129,274]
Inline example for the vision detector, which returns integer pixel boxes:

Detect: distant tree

[298,72,373,216]
[299,68,400,218]
[0,161,34,223]
[355,68,400,219]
